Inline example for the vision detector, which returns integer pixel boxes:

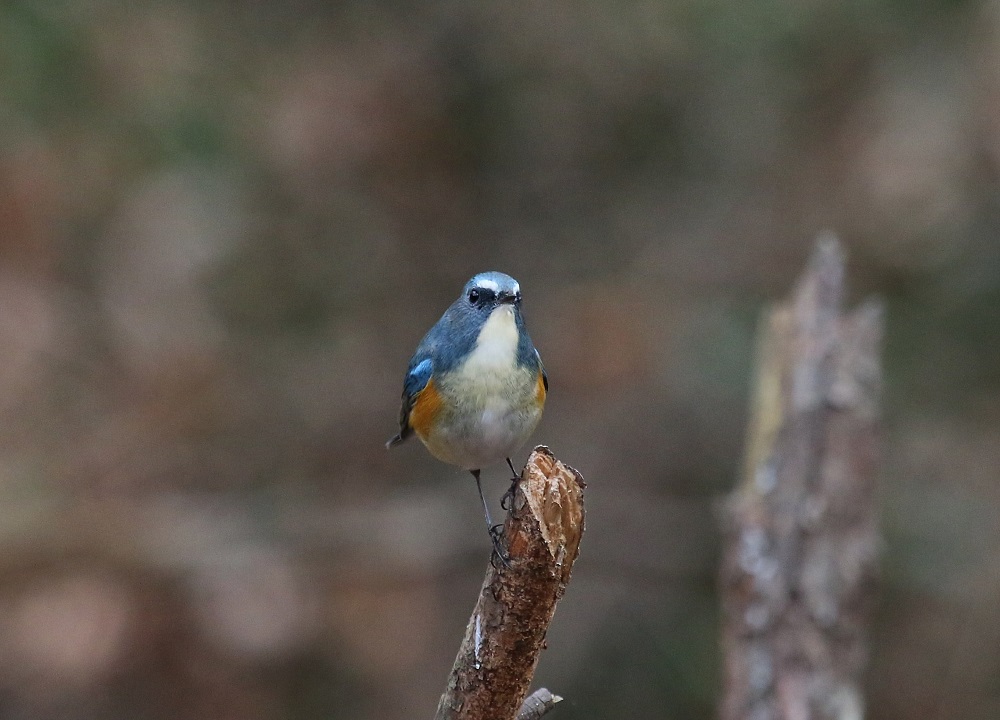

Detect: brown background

[1,1,999,718]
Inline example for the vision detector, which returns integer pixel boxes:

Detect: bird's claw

[489,523,511,569]
[500,478,520,511]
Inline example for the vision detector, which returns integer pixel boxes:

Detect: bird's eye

[468,288,480,304]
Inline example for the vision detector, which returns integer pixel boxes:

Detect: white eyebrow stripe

[476,278,500,292]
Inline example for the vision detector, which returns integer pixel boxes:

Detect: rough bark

[435,446,585,720]
[719,236,882,720]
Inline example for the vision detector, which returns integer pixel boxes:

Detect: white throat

[465,305,518,371]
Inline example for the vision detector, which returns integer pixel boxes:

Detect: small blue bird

[387,271,547,560]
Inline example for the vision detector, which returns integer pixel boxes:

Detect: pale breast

[423,305,542,469]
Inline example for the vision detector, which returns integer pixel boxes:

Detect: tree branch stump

[435,446,585,720]
[719,236,883,720]
[515,688,564,720]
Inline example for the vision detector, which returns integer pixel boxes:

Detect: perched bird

[387,271,547,561]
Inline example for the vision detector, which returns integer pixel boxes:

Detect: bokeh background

[1,0,999,718]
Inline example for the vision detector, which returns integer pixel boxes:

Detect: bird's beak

[497,290,519,305]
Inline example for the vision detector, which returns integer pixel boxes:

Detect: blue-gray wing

[386,355,433,448]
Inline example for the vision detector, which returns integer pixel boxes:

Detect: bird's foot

[500,477,520,511]
[501,458,521,511]
[489,523,511,569]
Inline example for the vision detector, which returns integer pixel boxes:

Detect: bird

[387,271,548,562]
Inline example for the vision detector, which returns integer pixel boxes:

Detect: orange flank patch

[536,369,547,404]
[409,377,443,440]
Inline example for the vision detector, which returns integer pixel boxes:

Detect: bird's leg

[500,457,521,511]
[471,469,509,567]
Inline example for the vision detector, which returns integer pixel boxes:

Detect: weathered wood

[515,688,563,720]
[435,446,585,720]
[720,236,882,720]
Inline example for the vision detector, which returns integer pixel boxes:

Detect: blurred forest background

[0,0,998,718]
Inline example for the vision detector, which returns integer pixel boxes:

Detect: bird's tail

[385,432,408,449]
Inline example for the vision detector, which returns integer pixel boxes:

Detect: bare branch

[435,446,585,720]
